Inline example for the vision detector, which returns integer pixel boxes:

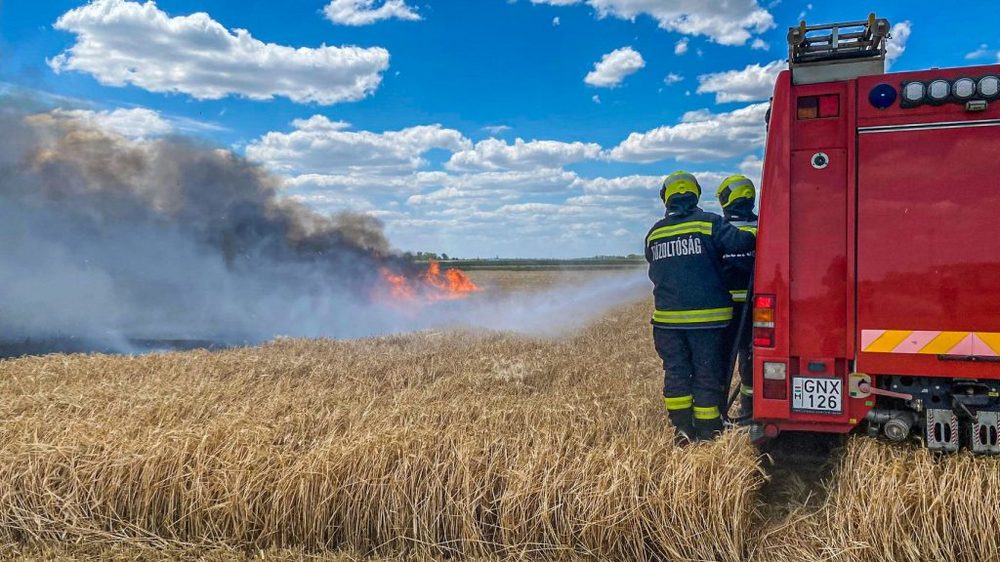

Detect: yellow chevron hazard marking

[977,333,1000,355]
[863,329,1000,356]
[864,330,913,353]
[917,332,969,355]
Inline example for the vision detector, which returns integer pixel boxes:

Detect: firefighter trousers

[723,302,754,397]
[653,326,726,433]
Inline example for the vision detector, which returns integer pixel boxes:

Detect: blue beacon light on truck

[868,83,897,109]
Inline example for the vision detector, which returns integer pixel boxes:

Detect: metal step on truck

[751,14,1000,453]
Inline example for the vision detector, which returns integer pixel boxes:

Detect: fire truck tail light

[762,362,787,400]
[797,95,839,119]
[754,294,776,308]
[753,294,776,348]
[763,378,788,400]
[763,362,786,380]
[818,94,839,116]
[753,328,775,347]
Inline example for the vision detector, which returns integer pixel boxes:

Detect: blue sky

[2,0,998,258]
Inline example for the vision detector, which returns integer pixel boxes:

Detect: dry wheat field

[0,270,998,561]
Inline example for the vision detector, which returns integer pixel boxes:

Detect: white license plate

[792,376,843,414]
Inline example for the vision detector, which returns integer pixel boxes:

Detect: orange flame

[376,261,480,303]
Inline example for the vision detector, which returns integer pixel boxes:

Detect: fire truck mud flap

[925,409,960,453]
[970,410,1000,455]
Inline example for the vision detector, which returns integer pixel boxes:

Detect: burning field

[2,107,999,562]
[377,261,480,302]
[0,108,643,354]
[1,283,999,561]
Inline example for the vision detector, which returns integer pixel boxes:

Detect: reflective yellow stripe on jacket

[730,290,748,303]
[652,307,733,325]
[646,221,713,243]
[737,225,758,236]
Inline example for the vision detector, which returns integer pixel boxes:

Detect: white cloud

[323,0,421,25]
[287,165,655,246]
[283,170,447,194]
[445,138,603,171]
[410,168,582,204]
[49,0,390,105]
[246,115,471,175]
[696,59,783,103]
[288,191,377,213]
[674,38,689,55]
[738,154,763,187]
[885,21,911,69]
[530,0,774,46]
[966,44,992,60]
[576,171,731,200]
[664,72,684,84]
[46,107,173,138]
[610,102,769,163]
[797,3,812,21]
[482,124,512,135]
[585,46,645,87]
[552,16,561,25]
[592,94,602,104]
[405,185,504,207]
[281,160,761,257]
[751,38,769,51]
[575,174,662,198]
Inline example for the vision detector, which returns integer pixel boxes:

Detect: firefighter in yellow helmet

[717,175,759,418]
[645,172,756,443]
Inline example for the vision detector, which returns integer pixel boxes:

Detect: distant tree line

[408,252,644,262]
[407,251,451,261]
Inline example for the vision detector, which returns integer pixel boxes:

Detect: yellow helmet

[716,175,756,209]
[659,171,702,204]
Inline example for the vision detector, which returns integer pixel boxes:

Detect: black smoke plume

[0,106,413,351]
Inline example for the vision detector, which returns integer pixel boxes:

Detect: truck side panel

[854,67,1000,381]
[754,70,793,421]
[856,125,1000,378]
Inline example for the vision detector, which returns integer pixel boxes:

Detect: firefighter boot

[694,416,724,442]
[668,409,695,446]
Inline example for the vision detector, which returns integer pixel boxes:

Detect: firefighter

[645,171,756,443]
[717,175,759,418]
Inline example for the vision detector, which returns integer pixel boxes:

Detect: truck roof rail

[786,13,891,85]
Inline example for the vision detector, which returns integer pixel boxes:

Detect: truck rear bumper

[753,420,858,439]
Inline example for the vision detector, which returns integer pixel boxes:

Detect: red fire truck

[750,15,1000,453]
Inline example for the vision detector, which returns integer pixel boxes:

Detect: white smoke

[443,270,647,335]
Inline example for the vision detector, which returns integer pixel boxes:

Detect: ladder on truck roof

[786,13,891,85]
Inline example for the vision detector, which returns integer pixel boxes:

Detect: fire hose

[722,275,754,424]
